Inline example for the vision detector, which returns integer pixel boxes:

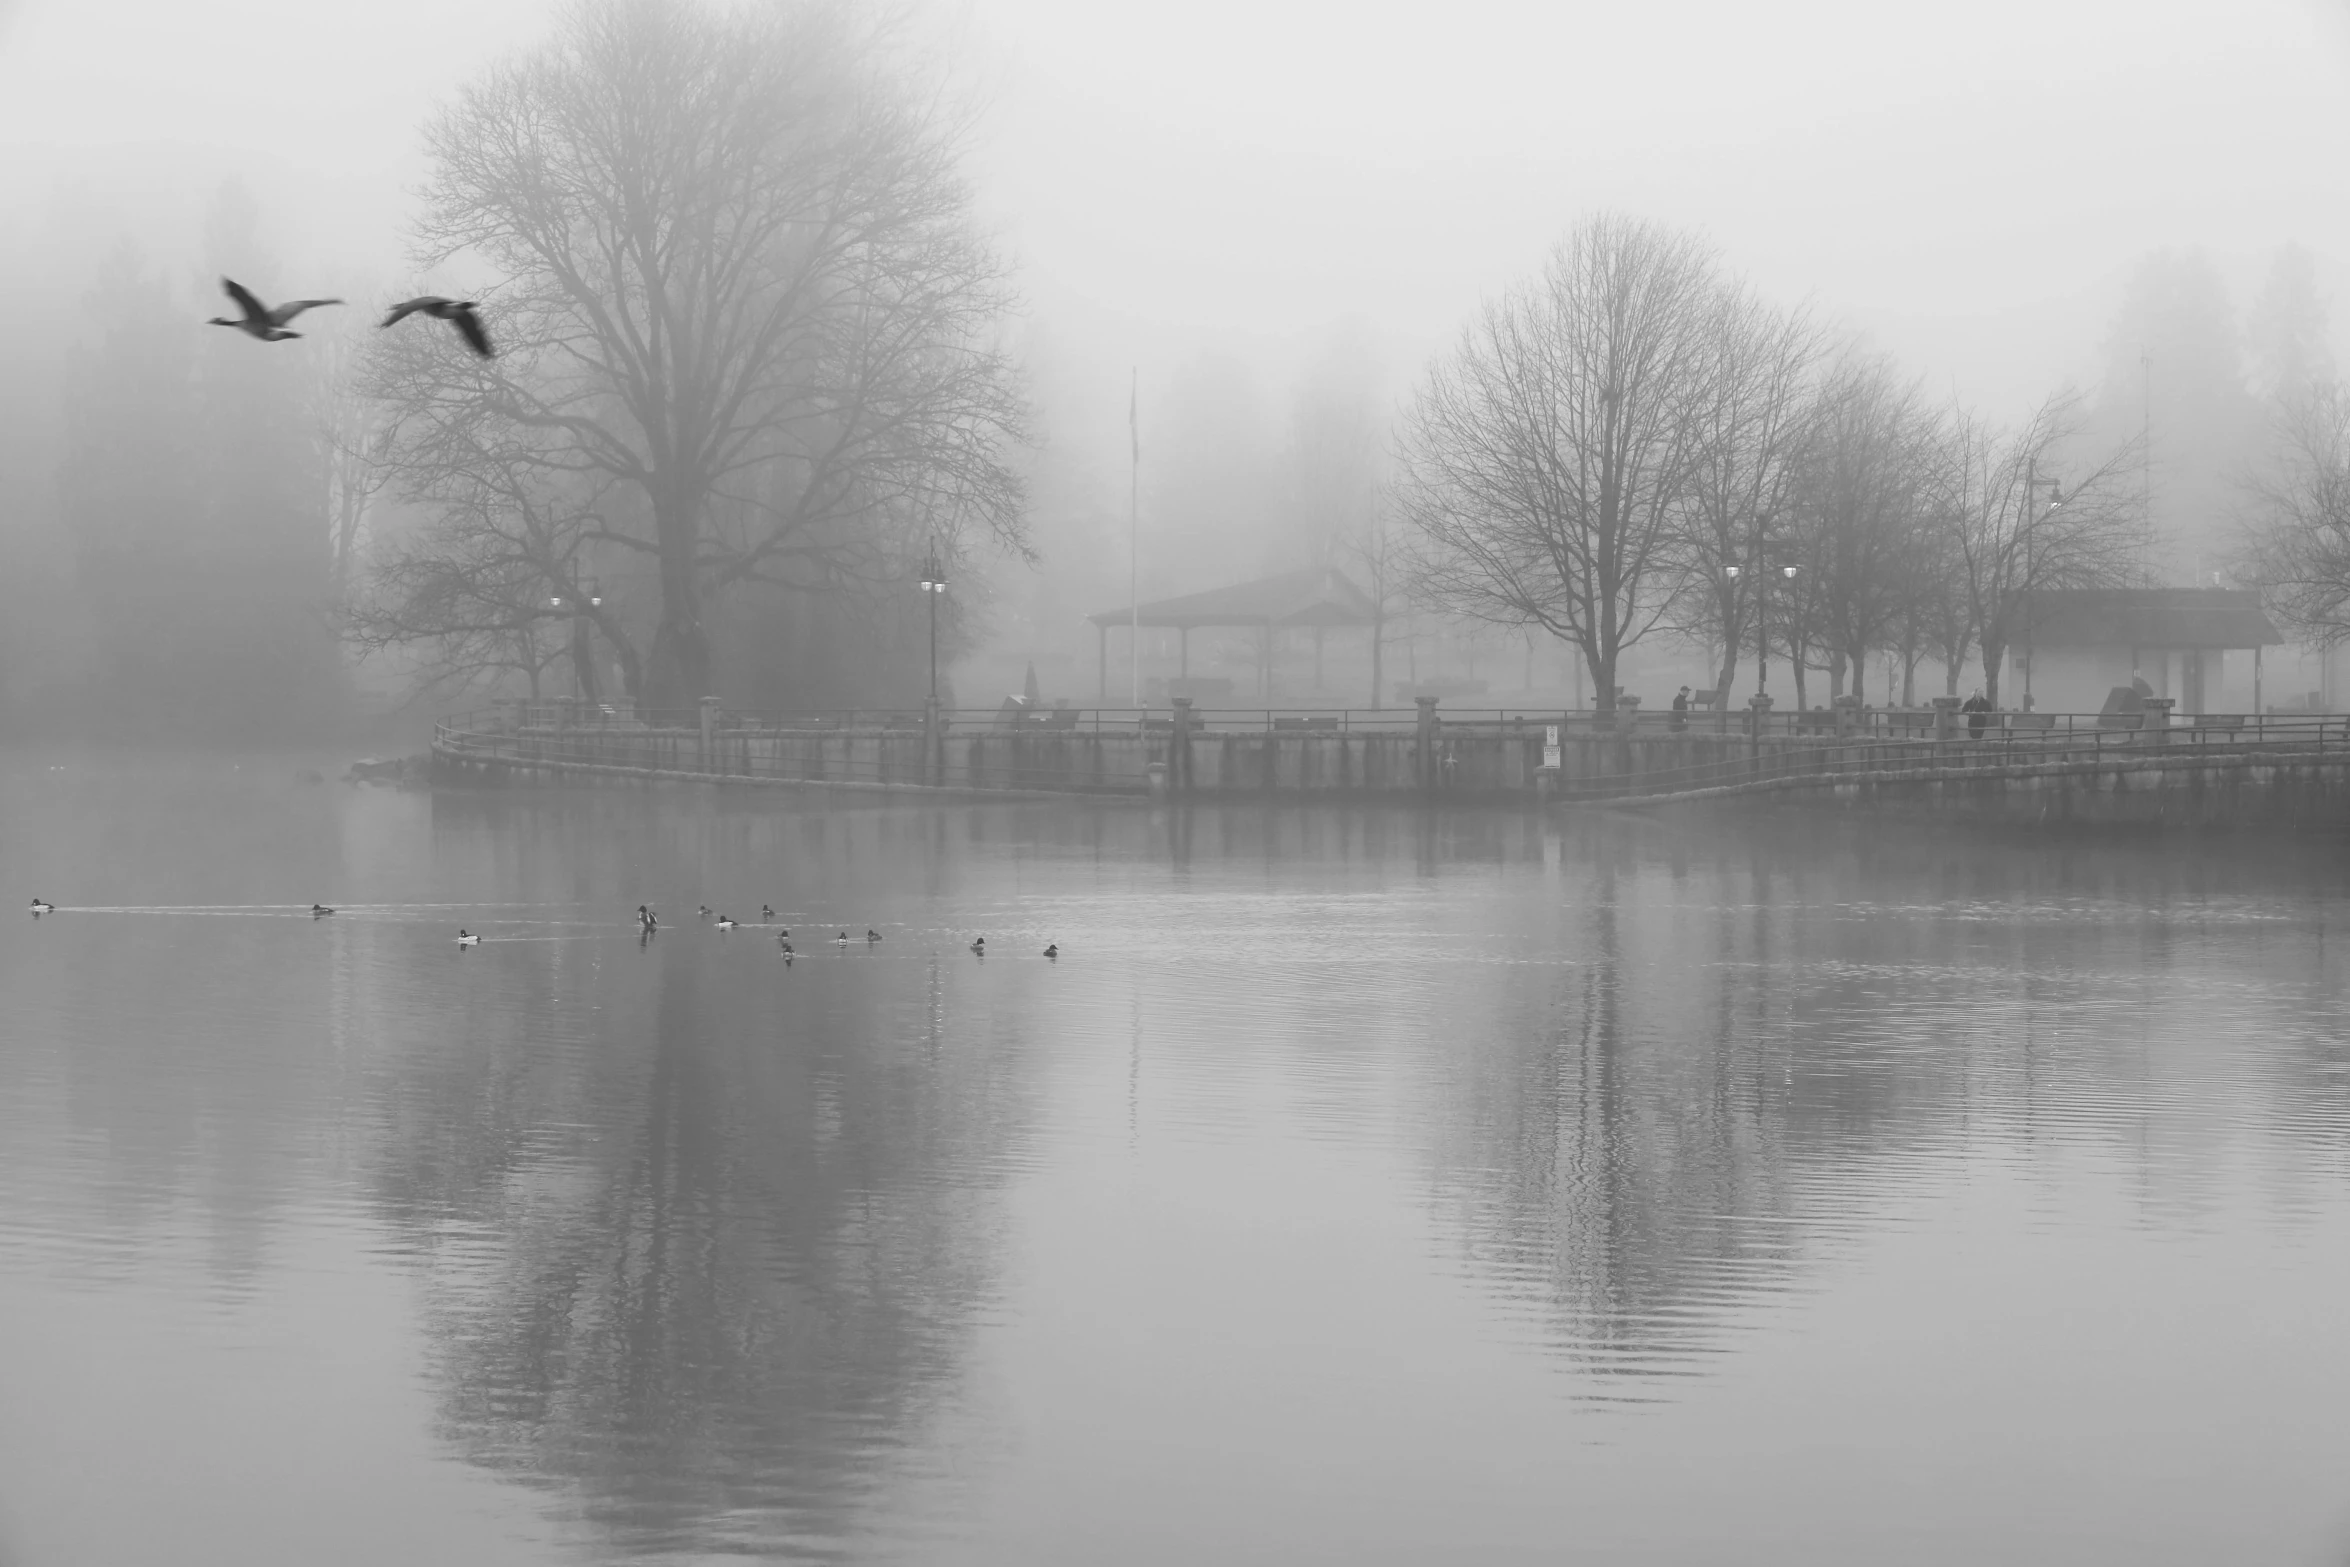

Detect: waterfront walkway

[431,697,2350,822]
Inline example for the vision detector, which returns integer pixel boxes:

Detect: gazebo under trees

[1088,565,1378,701]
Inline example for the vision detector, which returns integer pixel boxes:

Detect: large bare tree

[407,0,1026,712]
[1395,214,1719,711]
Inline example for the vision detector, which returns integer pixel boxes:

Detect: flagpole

[1129,366,1140,708]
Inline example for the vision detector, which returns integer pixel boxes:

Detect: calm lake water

[5,757,2350,1565]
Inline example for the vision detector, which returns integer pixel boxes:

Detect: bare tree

[411,0,1027,712]
[1396,214,1720,711]
[1672,287,1828,705]
[304,311,396,603]
[1939,394,2148,706]
[349,323,639,703]
[1785,355,1940,706]
[1337,511,1412,705]
[2239,383,2350,644]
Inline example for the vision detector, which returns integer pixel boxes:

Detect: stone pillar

[2141,696,2175,745]
[1171,697,1195,794]
[1416,696,1439,792]
[1931,694,1962,741]
[698,695,721,775]
[924,694,942,787]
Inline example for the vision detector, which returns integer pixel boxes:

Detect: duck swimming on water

[969,936,985,955]
[866,929,881,943]
[312,904,335,917]
[835,931,849,947]
[761,905,774,922]
[637,905,657,932]
[1043,943,1058,958]
[714,915,738,930]
[456,930,481,947]
[29,898,54,915]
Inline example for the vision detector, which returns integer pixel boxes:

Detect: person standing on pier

[1962,687,1992,739]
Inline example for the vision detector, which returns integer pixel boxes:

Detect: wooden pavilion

[1088,566,1378,702]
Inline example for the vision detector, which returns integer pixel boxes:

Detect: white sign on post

[1543,725,1561,770]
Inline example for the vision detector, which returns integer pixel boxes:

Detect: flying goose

[381,296,495,358]
[209,278,342,342]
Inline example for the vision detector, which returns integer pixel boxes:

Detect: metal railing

[1552,713,2350,803]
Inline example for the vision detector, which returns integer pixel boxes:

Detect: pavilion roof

[1088,565,1378,630]
[2029,589,2282,650]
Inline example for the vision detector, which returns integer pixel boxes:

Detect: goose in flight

[209,278,342,342]
[381,296,494,359]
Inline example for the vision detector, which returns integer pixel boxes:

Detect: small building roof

[2028,588,2282,650]
[1089,565,1377,630]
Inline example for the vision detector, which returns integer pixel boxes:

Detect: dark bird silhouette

[311,904,335,917]
[761,905,774,921]
[637,904,658,932]
[381,295,494,358]
[865,928,881,943]
[1043,943,1058,958]
[969,936,985,955]
[715,915,738,931]
[456,930,480,947]
[29,898,54,915]
[209,278,342,342]
[835,931,849,947]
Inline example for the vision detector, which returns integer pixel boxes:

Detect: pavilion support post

[1098,624,1107,703]
[2255,643,2264,717]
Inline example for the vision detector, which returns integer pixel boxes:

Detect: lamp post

[1728,561,1801,701]
[548,580,603,708]
[919,548,947,701]
[2022,466,2063,708]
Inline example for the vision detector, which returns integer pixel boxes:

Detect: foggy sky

[6,0,2350,524]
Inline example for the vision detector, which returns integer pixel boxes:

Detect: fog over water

[6,764,2350,1563]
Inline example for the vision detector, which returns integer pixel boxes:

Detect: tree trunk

[643,481,711,715]
[1791,657,1808,710]
[1829,650,1848,702]
[1980,637,2004,706]
[1593,641,1616,713]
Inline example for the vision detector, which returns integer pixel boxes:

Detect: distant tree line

[1392,213,2151,712]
